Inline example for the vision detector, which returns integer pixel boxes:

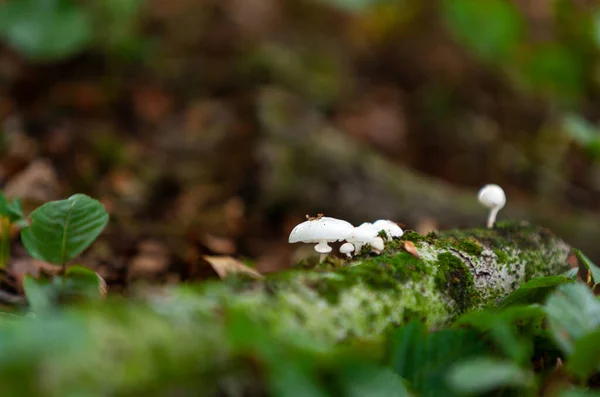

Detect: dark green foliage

[545,283,600,355]
[0,193,27,227]
[567,330,600,380]
[0,0,143,61]
[442,0,524,62]
[23,266,102,313]
[1,258,600,396]
[447,357,533,395]
[0,0,91,61]
[499,275,574,308]
[386,321,490,397]
[574,249,600,289]
[0,192,27,268]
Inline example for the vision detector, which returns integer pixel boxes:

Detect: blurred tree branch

[256,88,600,260]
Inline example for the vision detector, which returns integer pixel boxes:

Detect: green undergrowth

[0,221,583,396]
[0,262,598,396]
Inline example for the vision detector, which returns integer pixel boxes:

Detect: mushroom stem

[487,207,500,228]
[339,242,355,258]
[314,241,332,262]
[320,253,327,262]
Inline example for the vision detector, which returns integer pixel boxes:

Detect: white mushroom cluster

[288,215,404,261]
[289,184,508,262]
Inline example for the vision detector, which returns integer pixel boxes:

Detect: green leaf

[447,357,533,395]
[559,390,600,397]
[21,194,109,265]
[335,362,409,397]
[386,321,489,397]
[6,198,27,227]
[500,276,574,308]
[442,0,523,62]
[517,45,584,102]
[454,305,545,365]
[0,192,25,225]
[566,329,600,379]
[0,0,92,61]
[562,114,600,149]
[270,363,328,397]
[23,275,56,314]
[60,265,102,299]
[0,193,6,216]
[24,266,102,313]
[574,249,600,289]
[545,283,600,354]
[564,267,580,280]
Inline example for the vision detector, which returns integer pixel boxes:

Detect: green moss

[434,252,478,313]
[401,231,426,243]
[308,251,432,304]
[438,221,549,254]
[522,253,549,281]
[457,237,483,257]
[493,249,510,265]
[402,308,425,323]
[426,231,439,240]
[359,244,373,256]
[311,275,348,304]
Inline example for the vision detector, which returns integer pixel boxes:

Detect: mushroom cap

[370,237,385,251]
[373,219,404,239]
[339,242,355,255]
[477,184,506,209]
[346,223,379,243]
[288,216,354,244]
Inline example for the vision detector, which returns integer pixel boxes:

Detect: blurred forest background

[2,0,600,288]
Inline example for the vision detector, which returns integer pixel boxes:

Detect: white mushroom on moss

[477,184,506,228]
[339,242,355,258]
[370,237,385,253]
[288,215,354,261]
[346,222,385,253]
[373,219,404,241]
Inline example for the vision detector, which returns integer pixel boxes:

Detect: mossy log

[213,221,570,341]
[0,222,571,395]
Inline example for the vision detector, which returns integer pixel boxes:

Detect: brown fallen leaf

[4,159,61,204]
[97,273,108,298]
[404,241,419,259]
[204,256,264,280]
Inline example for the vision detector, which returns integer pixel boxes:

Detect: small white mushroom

[370,237,385,253]
[346,223,385,253]
[372,219,404,241]
[339,242,355,258]
[346,223,377,252]
[477,184,506,228]
[288,216,354,261]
